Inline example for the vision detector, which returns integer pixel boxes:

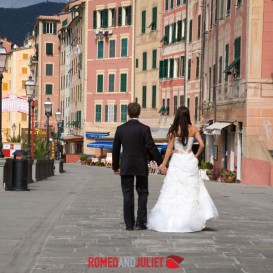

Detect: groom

[112,102,162,231]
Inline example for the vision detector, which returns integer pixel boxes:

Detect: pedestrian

[147,106,219,232]
[112,102,162,231]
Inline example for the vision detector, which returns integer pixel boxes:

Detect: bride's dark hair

[167,106,192,146]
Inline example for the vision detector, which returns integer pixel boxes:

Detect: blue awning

[87,141,113,149]
[85,132,110,139]
[157,144,168,152]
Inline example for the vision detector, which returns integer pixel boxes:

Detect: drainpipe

[213,0,219,122]
[200,0,207,118]
[183,0,189,104]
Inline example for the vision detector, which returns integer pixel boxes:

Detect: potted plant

[199,161,213,180]
[221,170,236,183]
[80,154,88,165]
[86,158,91,166]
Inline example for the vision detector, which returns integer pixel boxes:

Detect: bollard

[11,159,28,191]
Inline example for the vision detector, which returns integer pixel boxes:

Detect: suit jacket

[112,119,162,176]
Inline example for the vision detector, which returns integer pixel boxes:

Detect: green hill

[0,2,65,46]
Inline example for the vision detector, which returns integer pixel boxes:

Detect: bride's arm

[158,133,175,172]
[194,128,204,158]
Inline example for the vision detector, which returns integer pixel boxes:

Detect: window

[152,49,157,69]
[188,59,191,80]
[237,0,242,7]
[136,58,138,68]
[22,113,27,122]
[164,25,170,45]
[142,86,147,108]
[172,22,176,43]
[109,40,116,58]
[108,74,115,92]
[196,57,199,79]
[189,20,192,42]
[95,105,101,122]
[159,59,168,78]
[22,67,27,74]
[118,6,132,26]
[187,98,190,109]
[23,54,28,60]
[152,7,157,30]
[142,52,147,71]
[120,73,127,92]
[93,10,97,28]
[121,105,127,122]
[220,0,224,19]
[109,8,116,27]
[170,0,174,9]
[46,64,53,76]
[2,82,7,90]
[45,84,53,95]
[197,15,201,39]
[46,43,53,55]
[177,0,181,6]
[121,38,128,57]
[101,9,108,28]
[43,22,57,34]
[97,74,103,92]
[234,37,241,59]
[98,41,104,59]
[141,10,146,34]
[105,105,116,122]
[152,85,156,108]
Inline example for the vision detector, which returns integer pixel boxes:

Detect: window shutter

[43,22,46,34]
[188,59,191,80]
[53,23,57,34]
[152,7,157,30]
[172,23,176,43]
[152,49,157,68]
[141,10,146,34]
[159,60,163,78]
[169,59,174,78]
[97,75,103,92]
[96,105,101,122]
[177,20,182,41]
[189,20,193,42]
[93,11,97,28]
[163,59,168,78]
[105,105,108,122]
[120,74,127,92]
[127,6,132,25]
[165,25,169,44]
[121,38,127,57]
[152,85,156,108]
[142,86,147,108]
[98,41,104,59]
[114,105,117,122]
[118,7,122,26]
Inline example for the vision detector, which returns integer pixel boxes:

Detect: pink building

[202,0,273,186]
[85,0,133,147]
[32,15,61,132]
[159,0,186,119]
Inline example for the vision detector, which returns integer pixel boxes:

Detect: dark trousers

[121,175,149,228]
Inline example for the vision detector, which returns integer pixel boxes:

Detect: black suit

[112,119,162,229]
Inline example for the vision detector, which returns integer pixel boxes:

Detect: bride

[147,106,219,232]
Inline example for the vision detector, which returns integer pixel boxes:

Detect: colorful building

[202,0,273,186]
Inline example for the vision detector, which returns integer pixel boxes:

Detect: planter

[222,176,236,183]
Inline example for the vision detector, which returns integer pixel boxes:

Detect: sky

[0,0,69,8]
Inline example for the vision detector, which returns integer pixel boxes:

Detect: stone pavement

[0,163,273,273]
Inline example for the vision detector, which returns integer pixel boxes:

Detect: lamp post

[12,123,16,138]
[55,109,62,160]
[0,40,7,158]
[25,75,35,159]
[44,98,52,160]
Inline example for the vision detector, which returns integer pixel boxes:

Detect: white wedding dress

[147,137,219,232]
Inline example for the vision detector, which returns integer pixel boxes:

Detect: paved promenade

[0,163,273,273]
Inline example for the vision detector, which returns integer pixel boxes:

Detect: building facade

[202,0,273,186]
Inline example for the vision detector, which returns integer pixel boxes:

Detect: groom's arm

[145,127,162,166]
[112,128,121,172]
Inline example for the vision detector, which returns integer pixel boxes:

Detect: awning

[87,141,113,149]
[157,144,168,152]
[86,132,110,139]
[224,58,240,73]
[204,122,232,135]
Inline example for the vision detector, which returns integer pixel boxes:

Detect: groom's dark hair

[128,102,141,118]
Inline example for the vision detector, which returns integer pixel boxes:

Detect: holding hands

[158,164,167,175]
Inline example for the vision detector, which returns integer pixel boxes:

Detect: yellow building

[2,39,34,141]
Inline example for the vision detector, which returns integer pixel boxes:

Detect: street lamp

[0,40,7,158]
[25,75,35,159]
[44,98,52,160]
[55,109,62,160]
[12,123,16,138]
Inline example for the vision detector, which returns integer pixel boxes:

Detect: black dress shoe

[126,227,134,231]
[135,224,147,230]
